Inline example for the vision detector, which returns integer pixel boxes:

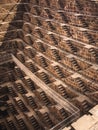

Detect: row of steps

[49,34,58,45]
[25,61,38,73]
[39,56,48,67]
[35,28,44,38]
[40,72,51,84]
[6,118,17,130]
[28,115,41,130]
[15,98,28,112]
[15,67,25,78]
[70,57,81,71]
[15,83,27,94]
[37,42,46,52]
[57,85,69,99]
[16,116,28,130]
[62,25,72,37]
[75,0,83,11]
[75,78,88,92]
[47,21,56,30]
[25,78,36,91]
[84,31,95,44]
[40,91,51,106]
[66,40,77,53]
[26,95,38,109]
[43,112,54,128]
[51,49,61,61]
[54,65,65,78]
[45,9,53,19]
[78,15,88,28]
[7,101,18,115]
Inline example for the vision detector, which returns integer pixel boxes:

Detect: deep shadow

[0,0,30,121]
[0,0,29,54]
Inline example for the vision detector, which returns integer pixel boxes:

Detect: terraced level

[0,0,98,130]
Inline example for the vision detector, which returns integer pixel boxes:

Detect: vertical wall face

[0,0,98,130]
